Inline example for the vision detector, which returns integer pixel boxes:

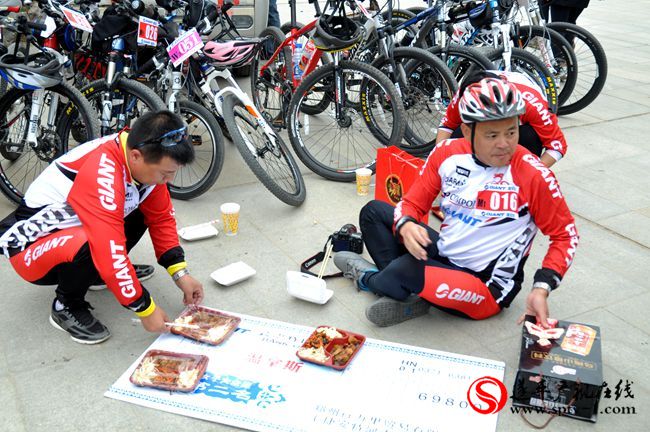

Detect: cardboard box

[512,316,603,422]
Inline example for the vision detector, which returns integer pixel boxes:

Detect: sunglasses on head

[132,126,188,149]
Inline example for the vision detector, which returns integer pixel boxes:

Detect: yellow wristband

[135,298,157,318]
[167,262,187,276]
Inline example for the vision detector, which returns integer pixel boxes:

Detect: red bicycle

[250,0,406,182]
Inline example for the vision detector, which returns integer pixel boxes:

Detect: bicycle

[253,0,406,182]
[0,13,99,204]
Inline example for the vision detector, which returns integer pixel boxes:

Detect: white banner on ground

[105,312,505,432]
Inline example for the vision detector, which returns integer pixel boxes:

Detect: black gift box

[512,316,603,422]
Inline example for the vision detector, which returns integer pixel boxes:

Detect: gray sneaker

[366,295,431,327]
[49,299,111,344]
[333,251,378,291]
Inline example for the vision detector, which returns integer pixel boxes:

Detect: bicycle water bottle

[293,42,303,80]
[299,39,317,76]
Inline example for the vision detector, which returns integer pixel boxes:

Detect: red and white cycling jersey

[0,133,182,308]
[439,70,567,161]
[394,138,578,304]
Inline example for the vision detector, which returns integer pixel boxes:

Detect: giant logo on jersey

[110,240,136,298]
[98,153,117,211]
[522,154,563,198]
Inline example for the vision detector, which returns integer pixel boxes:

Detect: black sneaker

[49,299,111,344]
[89,264,155,291]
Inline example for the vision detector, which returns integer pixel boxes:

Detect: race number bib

[167,28,204,67]
[137,16,159,47]
[475,183,520,219]
[60,6,93,33]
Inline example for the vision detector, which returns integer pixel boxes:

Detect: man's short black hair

[127,110,195,165]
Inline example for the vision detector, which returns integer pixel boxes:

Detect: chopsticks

[317,243,335,279]
[164,322,200,330]
[132,318,201,330]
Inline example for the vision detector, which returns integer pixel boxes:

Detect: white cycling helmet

[0,48,65,90]
[459,76,526,123]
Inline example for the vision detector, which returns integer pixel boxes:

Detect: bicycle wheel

[547,22,607,115]
[371,46,457,152]
[514,25,578,108]
[251,26,292,126]
[486,47,559,113]
[428,45,495,86]
[221,94,306,206]
[0,83,99,204]
[168,100,225,200]
[71,77,166,135]
[287,59,406,182]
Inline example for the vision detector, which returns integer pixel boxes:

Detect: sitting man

[335,76,579,327]
[437,70,566,168]
[0,111,204,344]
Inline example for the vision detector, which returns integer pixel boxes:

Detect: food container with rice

[130,350,208,392]
[296,326,366,370]
[171,306,241,345]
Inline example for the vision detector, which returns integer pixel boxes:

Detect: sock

[54,299,65,311]
[358,270,379,292]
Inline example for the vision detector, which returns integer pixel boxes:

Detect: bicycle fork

[26,89,59,147]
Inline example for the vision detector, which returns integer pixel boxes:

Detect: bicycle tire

[514,25,578,108]
[287,59,406,182]
[428,44,495,85]
[547,22,607,115]
[485,47,559,113]
[251,26,292,126]
[73,77,166,135]
[168,100,225,200]
[0,83,100,204]
[221,94,306,206]
[370,46,457,152]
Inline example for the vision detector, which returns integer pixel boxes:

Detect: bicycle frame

[259,19,324,89]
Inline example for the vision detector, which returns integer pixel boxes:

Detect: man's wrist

[532,281,552,296]
[172,268,190,281]
[395,216,417,236]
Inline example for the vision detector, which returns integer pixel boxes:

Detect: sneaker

[333,251,378,291]
[49,299,111,344]
[365,295,431,327]
[89,264,154,291]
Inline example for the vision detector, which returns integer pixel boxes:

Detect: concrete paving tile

[11,339,155,432]
[558,182,628,221]
[0,375,26,432]
[606,293,650,337]
[571,219,650,290]
[636,207,650,218]
[576,94,650,121]
[558,163,650,212]
[557,111,602,129]
[598,212,650,249]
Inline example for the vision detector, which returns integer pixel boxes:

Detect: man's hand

[400,221,432,261]
[176,274,204,306]
[140,305,171,333]
[517,288,550,328]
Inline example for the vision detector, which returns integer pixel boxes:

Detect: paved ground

[1,1,649,431]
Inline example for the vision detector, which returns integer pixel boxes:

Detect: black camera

[330,224,364,254]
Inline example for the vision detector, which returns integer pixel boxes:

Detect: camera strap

[300,236,343,279]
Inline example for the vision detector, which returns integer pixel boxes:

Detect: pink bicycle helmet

[202,40,256,68]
